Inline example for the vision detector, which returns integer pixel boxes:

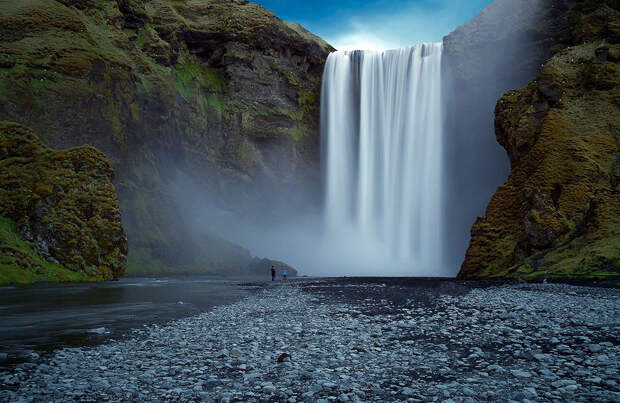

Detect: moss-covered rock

[0,121,127,284]
[0,0,333,273]
[458,4,620,280]
[439,0,598,269]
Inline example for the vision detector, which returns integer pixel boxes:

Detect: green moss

[283,70,300,87]
[173,61,226,100]
[129,102,140,121]
[136,27,150,49]
[202,68,226,91]
[550,44,565,54]
[475,234,620,280]
[286,127,307,141]
[224,49,250,61]
[578,0,619,13]
[0,216,95,285]
[0,122,127,283]
[207,93,225,119]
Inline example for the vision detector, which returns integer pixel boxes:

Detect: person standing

[282,268,287,281]
[270,265,276,281]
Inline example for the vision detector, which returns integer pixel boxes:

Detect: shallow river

[0,276,264,367]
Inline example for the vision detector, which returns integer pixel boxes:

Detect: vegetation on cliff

[0,0,332,273]
[459,3,620,280]
[0,122,127,284]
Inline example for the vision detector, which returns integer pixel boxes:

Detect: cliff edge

[459,3,620,280]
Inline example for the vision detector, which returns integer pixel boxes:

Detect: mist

[166,0,549,278]
[170,172,453,277]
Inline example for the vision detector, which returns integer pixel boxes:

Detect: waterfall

[321,43,444,274]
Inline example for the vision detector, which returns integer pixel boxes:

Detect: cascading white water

[321,43,444,274]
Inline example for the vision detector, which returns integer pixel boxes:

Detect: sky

[254,0,494,51]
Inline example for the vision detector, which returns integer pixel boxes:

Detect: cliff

[0,0,332,273]
[0,122,127,284]
[440,0,595,270]
[458,2,620,280]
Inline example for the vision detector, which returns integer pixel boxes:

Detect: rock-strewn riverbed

[1,279,618,402]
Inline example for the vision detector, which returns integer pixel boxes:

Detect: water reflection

[0,276,261,367]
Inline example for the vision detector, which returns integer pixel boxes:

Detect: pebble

[87,327,106,335]
[511,370,532,378]
[0,281,618,402]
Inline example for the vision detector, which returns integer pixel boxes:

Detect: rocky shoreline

[1,279,618,402]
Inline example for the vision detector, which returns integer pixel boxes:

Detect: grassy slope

[0,216,95,285]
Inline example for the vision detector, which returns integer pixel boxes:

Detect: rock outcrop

[0,122,127,284]
[0,0,332,273]
[458,3,620,279]
[441,0,596,270]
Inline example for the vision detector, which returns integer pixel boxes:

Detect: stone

[533,353,549,361]
[588,344,603,353]
[551,379,577,388]
[510,370,532,378]
[463,387,475,396]
[556,344,572,353]
[523,387,537,398]
[402,387,415,396]
[1,281,619,402]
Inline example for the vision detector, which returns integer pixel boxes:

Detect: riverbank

[2,278,618,401]
[0,276,269,368]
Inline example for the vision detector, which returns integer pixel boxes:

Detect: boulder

[0,122,127,283]
[0,0,333,275]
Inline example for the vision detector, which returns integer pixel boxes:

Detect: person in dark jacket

[270,265,276,281]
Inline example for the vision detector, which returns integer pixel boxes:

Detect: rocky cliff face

[0,0,332,272]
[441,0,594,270]
[0,122,127,284]
[458,2,620,279]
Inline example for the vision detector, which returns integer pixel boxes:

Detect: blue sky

[254,0,494,50]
